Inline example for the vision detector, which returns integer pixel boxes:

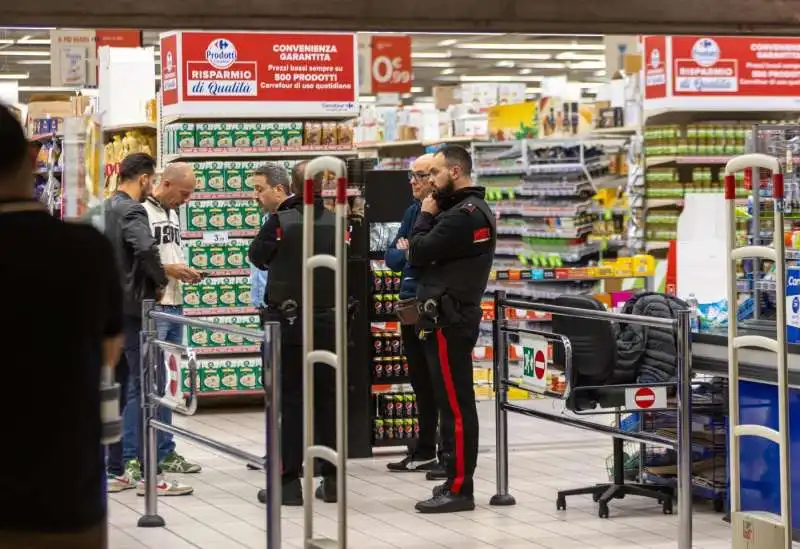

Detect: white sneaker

[136,476,194,497]
[107,472,136,493]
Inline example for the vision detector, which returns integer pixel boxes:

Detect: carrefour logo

[691,38,721,67]
[650,48,661,69]
[206,38,237,69]
[789,276,800,287]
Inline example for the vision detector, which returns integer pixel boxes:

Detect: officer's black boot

[314,475,337,503]
[261,477,303,506]
[415,488,475,514]
[425,463,447,481]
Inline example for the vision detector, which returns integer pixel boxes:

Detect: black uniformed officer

[408,145,496,514]
[248,160,338,507]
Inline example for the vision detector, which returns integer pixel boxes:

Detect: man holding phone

[141,162,204,478]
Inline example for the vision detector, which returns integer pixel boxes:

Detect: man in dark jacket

[384,153,446,478]
[104,153,193,496]
[409,145,496,514]
[248,160,339,507]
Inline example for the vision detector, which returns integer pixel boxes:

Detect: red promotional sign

[160,34,179,106]
[96,30,141,48]
[643,35,667,99]
[672,36,800,96]
[370,35,412,94]
[634,387,656,409]
[160,31,357,118]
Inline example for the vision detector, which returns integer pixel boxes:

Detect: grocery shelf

[164,145,357,162]
[182,229,258,239]
[104,121,157,134]
[162,113,353,125]
[193,191,252,200]
[356,135,475,150]
[202,268,250,277]
[194,345,261,355]
[491,264,653,282]
[184,307,259,317]
[197,389,263,398]
[645,156,677,167]
[591,125,640,135]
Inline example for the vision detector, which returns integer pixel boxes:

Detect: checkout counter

[692,328,800,531]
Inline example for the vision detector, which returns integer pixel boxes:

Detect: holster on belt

[415,293,463,331]
[395,297,420,325]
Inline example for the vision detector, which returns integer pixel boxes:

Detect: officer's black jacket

[248,194,304,270]
[408,186,496,313]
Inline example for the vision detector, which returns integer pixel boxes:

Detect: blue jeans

[121,306,181,466]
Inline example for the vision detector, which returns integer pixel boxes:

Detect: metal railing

[490,290,693,549]
[137,299,282,549]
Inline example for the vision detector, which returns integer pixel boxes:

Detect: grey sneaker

[124,458,142,482]
[160,452,202,474]
[136,476,194,497]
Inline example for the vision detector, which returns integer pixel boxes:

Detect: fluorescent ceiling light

[17,36,50,45]
[459,75,543,82]
[573,82,604,89]
[0,50,50,57]
[410,86,424,93]
[414,96,434,103]
[569,61,606,70]
[17,59,51,65]
[471,53,551,61]
[441,68,455,75]
[519,68,532,75]
[359,95,376,103]
[402,92,412,99]
[0,40,13,45]
[18,86,77,92]
[438,39,458,47]
[495,61,515,68]
[556,52,605,61]
[456,42,604,51]
[594,70,607,77]
[519,62,567,70]
[0,73,30,80]
[414,62,454,68]
[412,52,451,59]
[525,87,542,94]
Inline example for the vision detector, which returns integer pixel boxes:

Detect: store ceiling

[4,0,800,34]
[0,29,609,102]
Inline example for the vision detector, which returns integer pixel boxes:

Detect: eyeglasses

[408,171,430,182]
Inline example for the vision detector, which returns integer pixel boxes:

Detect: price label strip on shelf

[520,334,548,393]
[202,231,230,244]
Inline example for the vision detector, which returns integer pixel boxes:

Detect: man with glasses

[385,153,446,478]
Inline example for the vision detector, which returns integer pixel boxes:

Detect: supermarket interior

[5,9,800,549]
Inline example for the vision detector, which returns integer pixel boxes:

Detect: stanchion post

[263,320,282,549]
[675,308,692,549]
[490,290,515,506]
[137,299,165,528]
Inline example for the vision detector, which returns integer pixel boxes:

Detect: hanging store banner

[642,35,800,111]
[368,34,412,94]
[50,29,97,87]
[161,30,358,118]
[642,35,667,100]
[96,29,142,48]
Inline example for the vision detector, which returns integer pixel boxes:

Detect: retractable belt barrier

[137,299,282,549]
[490,290,693,549]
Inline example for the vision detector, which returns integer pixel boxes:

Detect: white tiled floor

[109,400,733,549]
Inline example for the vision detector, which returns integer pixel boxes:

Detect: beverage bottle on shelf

[687,293,699,332]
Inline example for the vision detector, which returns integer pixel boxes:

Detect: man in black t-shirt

[0,104,123,549]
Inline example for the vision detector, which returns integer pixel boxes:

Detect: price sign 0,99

[370,35,412,94]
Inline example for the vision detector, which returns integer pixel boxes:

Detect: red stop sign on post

[534,350,546,379]
[634,387,656,409]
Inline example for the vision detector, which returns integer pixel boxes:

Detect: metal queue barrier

[490,291,693,549]
[301,157,349,549]
[136,299,283,549]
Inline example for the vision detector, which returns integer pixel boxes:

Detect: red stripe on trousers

[436,329,465,494]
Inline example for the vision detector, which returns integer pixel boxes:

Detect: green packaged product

[267,122,286,147]
[236,281,252,307]
[174,123,196,150]
[232,123,252,148]
[226,243,247,270]
[187,204,208,232]
[251,122,268,148]
[243,204,261,230]
[188,244,209,270]
[207,245,227,270]
[215,123,234,149]
[196,122,215,148]
[238,365,259,390]
[199,282,219,308]
[188,325,210,347]
[243,161,258,191]
[286,122,304,147]
[206,162,225,192]
[218,279,237,308]
[224,161,244,192]
[219,364,239,391]
[206,201,226,231]
[199,367,221,392]
[192,162,207,192]
[182,283,201,308]
[225,204,245,230]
